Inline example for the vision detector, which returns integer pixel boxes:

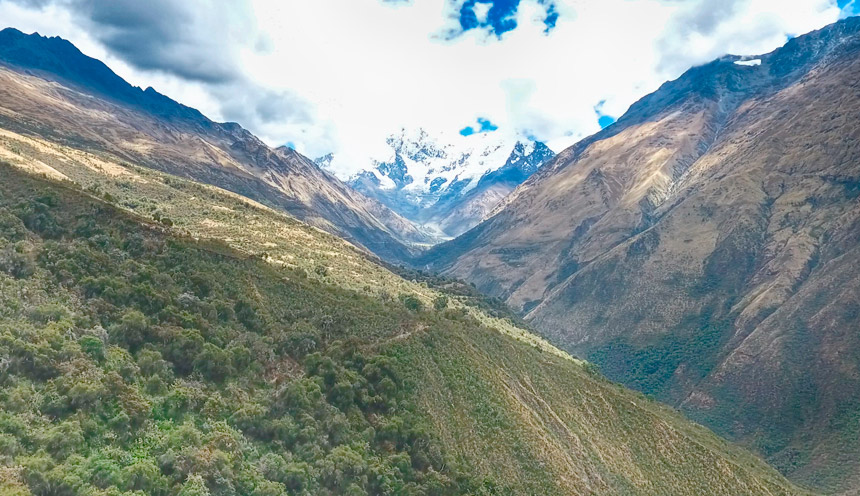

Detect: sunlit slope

[0,126,564,358]
[0,28,429,261]
[390,325,804,495]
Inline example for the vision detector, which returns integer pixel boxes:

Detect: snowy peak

[359,128,547,198]
[502,141,554,176]
[312,152,334,170]
[321,128,554,240]
[386,128,447,164]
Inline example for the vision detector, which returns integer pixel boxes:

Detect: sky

[0,0,856,178]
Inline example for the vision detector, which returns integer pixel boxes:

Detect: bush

[0,241,36,279]
[111,310,149,350]
[0,207,28,241]
[399,294,423,312]
[27,303,69,324]
[79,335,105,361]
[193,343,234,383]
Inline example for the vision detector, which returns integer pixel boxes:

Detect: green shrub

[399,294,423,312]
[79,335,105,361]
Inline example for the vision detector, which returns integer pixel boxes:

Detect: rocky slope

[420,16,860,492]
[326,128,553,239]
[0,27,430,262]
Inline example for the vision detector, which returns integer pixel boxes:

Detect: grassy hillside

[0,162,806,495]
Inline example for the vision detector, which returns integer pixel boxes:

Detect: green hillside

[0,163,804,495]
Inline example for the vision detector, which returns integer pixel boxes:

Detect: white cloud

[473,2,492,25]
[656,0,840,75]
[0,0,845,178]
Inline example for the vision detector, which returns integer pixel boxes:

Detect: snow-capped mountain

[317,128,554,240]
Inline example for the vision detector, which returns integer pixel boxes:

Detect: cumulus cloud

[0,0,848,178]
[0,0,322,148]
[82,0,257,83]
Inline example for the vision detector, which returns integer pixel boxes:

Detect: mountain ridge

[0,27,208,124]
[418,15,860,492]
[0,17,848,495]
[0,27,429,262]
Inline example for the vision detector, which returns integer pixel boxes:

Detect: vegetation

[0,167,486,495]
[0,128,570,363]
[0,157,805,495]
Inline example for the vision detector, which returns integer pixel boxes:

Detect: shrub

[0,241,36,279]
[0,170,481,496]
[79,335,105,361]
[399,294,423,312]
[111,310,149,350]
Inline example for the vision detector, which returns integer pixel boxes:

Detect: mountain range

[0,25,808,496]
[419,16,860,493]
[322,129,554,240]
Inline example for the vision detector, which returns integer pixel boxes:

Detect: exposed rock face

[419,17,860,491]
[326,128,554,240]
[426,141,556,237]
[0,28,430,261]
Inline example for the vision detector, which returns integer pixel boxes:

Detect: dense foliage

[0,169,491,496]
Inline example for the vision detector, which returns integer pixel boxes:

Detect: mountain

[0,27,430,262]
[420,16,860,492]
[324,128,554,239]
[0,145,804,493]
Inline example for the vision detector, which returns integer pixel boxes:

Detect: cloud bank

[0,0,847,178]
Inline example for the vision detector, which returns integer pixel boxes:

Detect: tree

[79,335,105,361]
[111,310,148,350]
[177,474,210,496]
[193,343,234,383]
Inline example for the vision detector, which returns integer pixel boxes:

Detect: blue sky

[839,0,859,15]
[455,0,558,37]
[460,117,499,136]
[0,0,850,177]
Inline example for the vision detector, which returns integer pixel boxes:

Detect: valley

[1,7,859,495]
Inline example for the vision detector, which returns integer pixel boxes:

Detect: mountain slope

[0,159,805,494]
[420,16,860,492]
[335,129,553,239]
[0,27,428,262]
